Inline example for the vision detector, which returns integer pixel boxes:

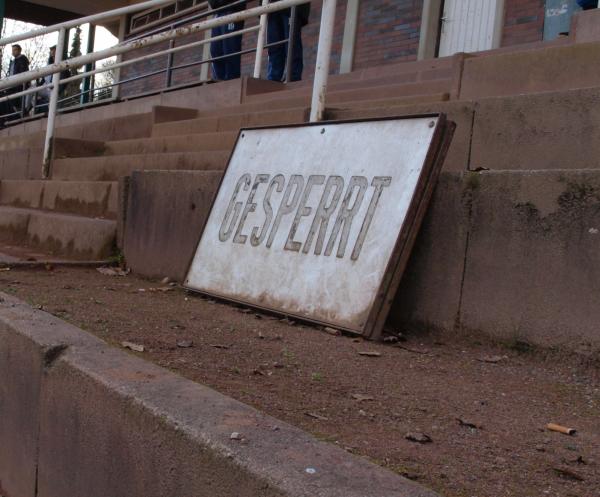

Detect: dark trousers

[210,15,244,81]
[267,10,303,82]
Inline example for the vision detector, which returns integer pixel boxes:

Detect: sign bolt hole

[428,121,435,128]
[320,128,326,134]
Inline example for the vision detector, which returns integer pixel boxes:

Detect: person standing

[6,44,30,116]
[208,0,247,81]
[267,1,310,82]
[577,0,598,9]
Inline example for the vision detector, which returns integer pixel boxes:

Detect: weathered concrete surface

[0,294,103,497]
[124,170,222,282]
[460,41,600,100]
[0,180,118,219]
[0,206,116,260]
[0,293,439,497]
[471,87,600,171]
[327,101,475,172]
[460,170,600,352]
[389,172,470,332]
[572,8,600,44]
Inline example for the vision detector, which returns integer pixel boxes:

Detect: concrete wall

[122,168,600,353]
[123,170,223,281]
[0,293,438,497]
[392,169,600,353]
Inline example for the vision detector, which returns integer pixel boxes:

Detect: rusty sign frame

[184,114,455,340]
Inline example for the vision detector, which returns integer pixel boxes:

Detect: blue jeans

[211,16,244,81]
[267,10,303,82]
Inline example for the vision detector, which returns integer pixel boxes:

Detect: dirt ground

[1,266,599,497]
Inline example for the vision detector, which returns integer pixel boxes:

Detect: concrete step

[104,132,238,156]
[327,92,450,113]
[244,78,452,108]
[0,206,115,260]
[152,107,309,137]
[52,151,229,181]
[0,180,117,219]
[55,112,154,142]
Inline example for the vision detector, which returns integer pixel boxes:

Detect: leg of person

[267,12,287,82]
[289,17,304,82]
[222,21,244,80]
[210,23,227,81]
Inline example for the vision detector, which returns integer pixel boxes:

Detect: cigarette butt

[547,423,576,436]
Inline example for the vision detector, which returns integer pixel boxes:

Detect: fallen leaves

[358,351,382,357]
[405,432,433,444]
[305,412,329,421]
[476,355,508,364]
[97,267,129,277]
[351,394,375,402]
[121,341,145,352]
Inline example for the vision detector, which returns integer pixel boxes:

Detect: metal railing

[0,0,336,178]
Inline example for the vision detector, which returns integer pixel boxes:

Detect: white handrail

[0,0,309,92]
[0,0,175,46]
[0,0,335,178]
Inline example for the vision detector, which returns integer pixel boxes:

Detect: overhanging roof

[6,0,132,25]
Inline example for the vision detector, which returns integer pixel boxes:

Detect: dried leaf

[351,394,375,402]
[405,432,432,444]
[358,351,382,357]
[121,341,145,352]
[305,412,329,421]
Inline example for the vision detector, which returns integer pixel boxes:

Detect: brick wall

[120,0,546,98]
[502,0,545,46]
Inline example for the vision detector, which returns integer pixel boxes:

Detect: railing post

[310,0,336,122]
[112,15,127,101]
[284,5,297,83]
[200,29,212,82]
[340,0,359,73]
[42,27,66,179]
[253,0,269,79]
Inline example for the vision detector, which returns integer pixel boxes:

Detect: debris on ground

[351,394,375,402]
[324,326,341,336]
[176,340,193,348]
[405,432,433,444]
[121,341,145,352]
[477,355,508,364]
[230,432,243,441]
[394,344,430,355]
[547,423,577,436]
[211,344,230,349]
[305,412,329,421]
[96,267,129,277]
[358,351,382,357]
[457,418,483,430]
[552,467,585,481]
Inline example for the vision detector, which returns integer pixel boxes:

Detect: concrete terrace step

[0,206,115,260]
[0,180,117,219]
[104,132,238,156]
[245,79,453,107]
[52,151,229,181]
[152,107,309,137]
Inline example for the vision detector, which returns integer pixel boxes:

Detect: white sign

[185,116,451,337]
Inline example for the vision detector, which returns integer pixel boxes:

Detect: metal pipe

[0,0,175,46]
[59,25,259,86]
[340,0,359,73]
[0,0,310,92]
[42,27,66,179]
[82,23,96,104]
[310,0,336,122]
[284,5,297,83]
[165,39,175,88]
[253,0,269,78]
[0,83,52,104]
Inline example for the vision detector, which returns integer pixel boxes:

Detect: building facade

[107,0,587,96]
